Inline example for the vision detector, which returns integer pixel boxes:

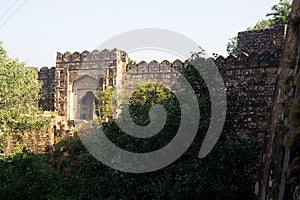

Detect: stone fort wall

[215,50,281,137]
[28,25,285,153]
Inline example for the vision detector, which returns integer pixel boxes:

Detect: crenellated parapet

[39,66,55,79]
[56,49,127,63]
[123,59,188,89]
[126,59,187,74]
[215,50,282,70]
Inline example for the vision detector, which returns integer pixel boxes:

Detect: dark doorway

[79,91,95,121]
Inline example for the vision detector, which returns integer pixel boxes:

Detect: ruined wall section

[237,26,286,54]
[215,50,282,137]
[38,67,55,111]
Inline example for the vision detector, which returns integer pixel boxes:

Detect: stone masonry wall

[237,26,286,54]
[124,60,187,89]
[215,50,282,137]
[38,67,55,111]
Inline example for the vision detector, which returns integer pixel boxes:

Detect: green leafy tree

[226,36,238,56]
[0,42,49,150]
[267,0,292,26]
[96,86,114,124]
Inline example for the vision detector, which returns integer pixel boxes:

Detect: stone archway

[72,75,99,121]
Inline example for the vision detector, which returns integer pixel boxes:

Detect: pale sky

[0,0,280,67]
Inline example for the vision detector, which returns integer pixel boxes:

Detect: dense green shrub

[0,149,80,200]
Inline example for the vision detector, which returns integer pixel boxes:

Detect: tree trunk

[259,1,300,199]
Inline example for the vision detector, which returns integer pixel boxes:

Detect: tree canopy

[0,42,49,150]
